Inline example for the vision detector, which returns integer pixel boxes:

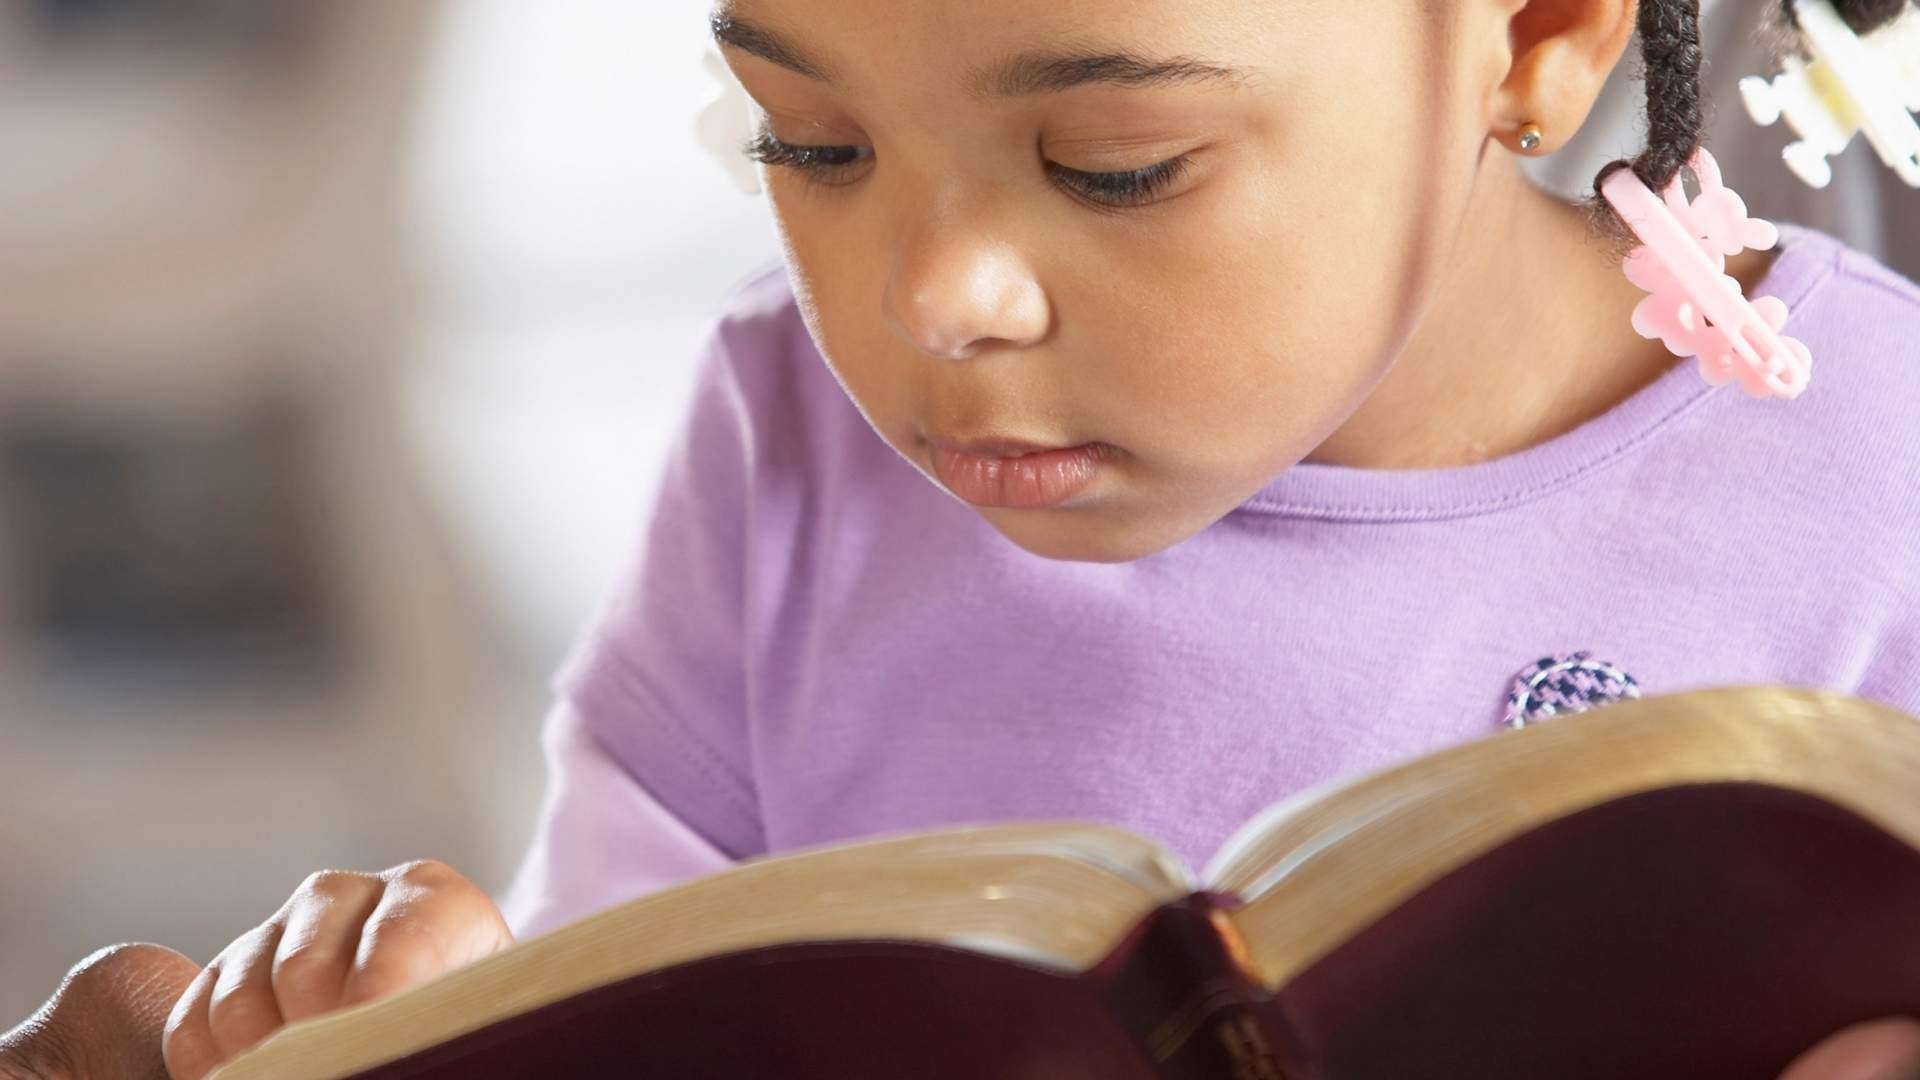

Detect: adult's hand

[1778,1017,1920,1080]
[0,943,202,1080]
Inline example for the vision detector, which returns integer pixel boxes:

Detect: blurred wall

[0,0,779,1022]
[402,0,780,671]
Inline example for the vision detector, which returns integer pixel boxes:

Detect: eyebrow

[709,11,1254,102]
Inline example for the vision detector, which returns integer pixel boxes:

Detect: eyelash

[740,132,1193,209]
[741,132,873,182]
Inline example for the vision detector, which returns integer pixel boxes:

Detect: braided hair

[1591,0,1916,232]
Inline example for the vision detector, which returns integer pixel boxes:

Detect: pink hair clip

[1601,148,1814,400]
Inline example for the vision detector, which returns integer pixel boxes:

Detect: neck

[1304,155,1771,471]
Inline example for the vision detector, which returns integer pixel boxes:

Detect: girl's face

[718,0,1528,563]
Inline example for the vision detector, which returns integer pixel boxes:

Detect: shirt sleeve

[496,701,736,941]
[495,298,777,939]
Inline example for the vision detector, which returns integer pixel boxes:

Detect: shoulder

[1664,228,1920,588]
[712,258,810,340]
[1762,226,1920,582]
[696,258,930,507]
[1771,225,1920,395]
[1761,227,1920,480]
[703,259,816,408]
[697,260,862,463]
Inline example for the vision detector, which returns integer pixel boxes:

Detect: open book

[209,684,1920,1079]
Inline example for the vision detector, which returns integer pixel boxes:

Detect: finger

[1778,1017,1920,1080]
[4,942,201,1080]
[271,871,385,1023]
[162,961,227,1080]
[337,861,512,1009]
[204,922,288,1064]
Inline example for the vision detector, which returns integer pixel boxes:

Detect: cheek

[1053,145,1444,482]
[1099,44,1477,475]
[766,200,905,419]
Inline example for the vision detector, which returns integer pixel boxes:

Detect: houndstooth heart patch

[1501,650,1642,729]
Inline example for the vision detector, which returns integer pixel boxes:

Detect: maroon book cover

[336,783,1920,1079]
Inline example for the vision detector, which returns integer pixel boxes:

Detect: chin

[981,506,1203,565]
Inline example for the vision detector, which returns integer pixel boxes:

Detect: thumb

[1,943,203,1080]
[1779,1017,1920,1080]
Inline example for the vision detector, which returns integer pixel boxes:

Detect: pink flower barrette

[1600,147,1814,401]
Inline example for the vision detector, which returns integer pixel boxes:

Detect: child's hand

[161,859,515,1080]
[1777,1017,1920,1080]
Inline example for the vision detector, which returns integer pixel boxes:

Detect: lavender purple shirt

[499,225,1920,941]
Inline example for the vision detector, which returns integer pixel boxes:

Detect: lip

[924,434,1112,510]
[928,435,1079,459]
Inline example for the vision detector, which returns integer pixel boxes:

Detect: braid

[1593,0,1704,202]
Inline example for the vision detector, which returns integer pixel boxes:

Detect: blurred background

[1,0,1914,1024]
[0,0,778,1020]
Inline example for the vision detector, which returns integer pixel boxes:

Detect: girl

[5,1,1917,1077]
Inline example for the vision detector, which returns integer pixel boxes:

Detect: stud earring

[1517,122,1544,152]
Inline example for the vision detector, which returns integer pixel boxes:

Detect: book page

[210,820,1192,1080]
[1201,685,1920,989]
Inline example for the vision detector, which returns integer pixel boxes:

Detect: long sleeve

[496,701,735,941]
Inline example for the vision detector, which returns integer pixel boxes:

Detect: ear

[1485,0,1639,156]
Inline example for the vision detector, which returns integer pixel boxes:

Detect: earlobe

[1488,0,1639,154]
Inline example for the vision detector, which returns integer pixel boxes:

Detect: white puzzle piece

[1740,0,1920,188]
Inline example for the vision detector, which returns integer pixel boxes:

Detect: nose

[883,226,1049,360]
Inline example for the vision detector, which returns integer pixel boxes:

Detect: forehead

[714,0,1253,46]
[711,0,1270,104]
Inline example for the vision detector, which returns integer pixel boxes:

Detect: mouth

[921,432,1116,510]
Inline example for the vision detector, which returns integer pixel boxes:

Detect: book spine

[1087,891,1308,1080]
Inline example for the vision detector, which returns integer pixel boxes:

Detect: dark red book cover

[336,783,1920,1079]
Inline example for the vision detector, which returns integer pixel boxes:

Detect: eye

[742,132,872,189]
[1048,155,1196,209]
[740,130,1195,210]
